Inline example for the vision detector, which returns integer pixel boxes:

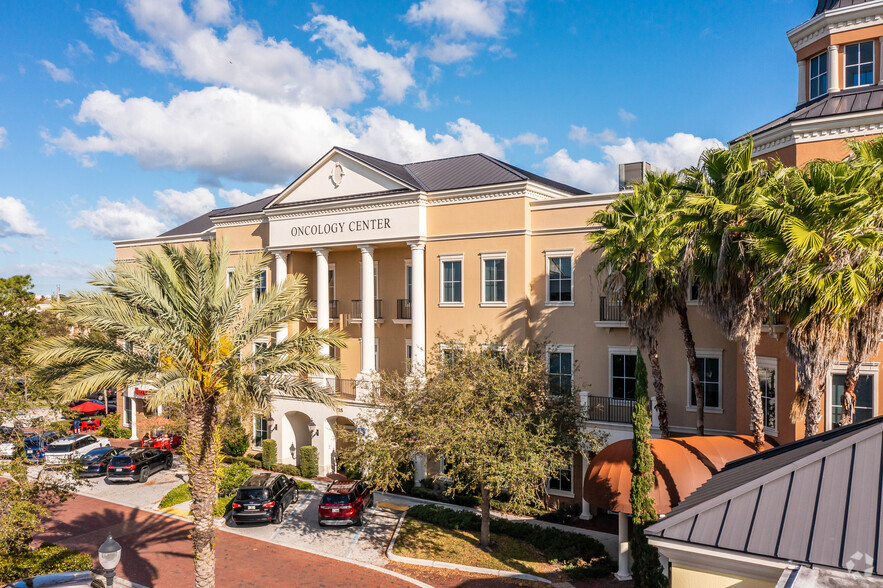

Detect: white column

[129,397,137,441]
[273,251,289,342]
[797,59,807,104]
[614,511,632,581]
[828,44,840,93]
[580,453,592,520]
[414,455,427,483]
[409,241,426,370]
[879,37,883,84]
[314,248,330,357]
[359,245,375,375]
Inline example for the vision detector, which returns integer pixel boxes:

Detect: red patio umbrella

[71,401,107,414]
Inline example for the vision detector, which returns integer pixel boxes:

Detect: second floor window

[441,259,462,303]
[254,270,267,299]
[758,362,776,431]
[482,257,505,303]
[846,41,874,88]
[611,353,637,400]
[689,355,721,410]
[809,52,828,99]
[548,349,573,396]
[547,256,572,303]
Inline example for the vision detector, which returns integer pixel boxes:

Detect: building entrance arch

[282,411,313,465]
[326,415,357,475]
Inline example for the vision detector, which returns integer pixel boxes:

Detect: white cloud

[405,0,517,38]
[70,197,168,240]
[543,132,724,193]
[0,244,13,253]
[192,0,232,25]
[55,98,73,108]
[424,40,476,63]
[506,132,547,153]
[87,14,173,72]
[38,60,74,82]
[154,187,216,222]
[65,40,94,61]
[0,127,6,148]
[47,87,506,182]
[618,108,636,124]
[568,125,618,146]
[219,185,283,207]
[0,197,45,237]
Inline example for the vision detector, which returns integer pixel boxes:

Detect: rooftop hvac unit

[618,161,659,191]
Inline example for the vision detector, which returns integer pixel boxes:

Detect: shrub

[218,461,252,497]
[271,463,301,476]
[419,477,435,490]
[222,455,261,468]
[213,495,234,517]
[299,445,318,478]
[295,479,314,490]
[222,427,250,457]
[261,439,277,470]
[0,543,93,583]
[405,504,615,579]
[98,413,130,438]
[159,483,192,508]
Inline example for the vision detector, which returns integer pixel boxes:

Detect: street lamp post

[97,534,122,587]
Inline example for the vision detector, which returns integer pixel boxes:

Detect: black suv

[231,473,298,525]
[106,448,173,483]
[80,446,122,477]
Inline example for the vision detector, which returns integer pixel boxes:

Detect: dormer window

[845,41,874,88]
[809,52,828,99]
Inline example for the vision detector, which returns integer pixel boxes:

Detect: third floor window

[845,41,874,88]
[809,52,827,100]
[547,255,573,303]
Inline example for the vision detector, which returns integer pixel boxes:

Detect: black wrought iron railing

[397,299,411,320]
[599,296,625,322]
[584,395,635,424]
[307,299,339,321]
[351,299,383,320]
[333,378,357,401]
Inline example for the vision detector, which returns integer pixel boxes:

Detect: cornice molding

[788,1,883,52]
[748,109,883,156]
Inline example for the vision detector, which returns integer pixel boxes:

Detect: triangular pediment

[270,148,416,207]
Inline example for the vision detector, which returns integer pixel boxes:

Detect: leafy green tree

[629,351,666,587]
[341,332,604,548]
[682,143,774,449]
[28,241,346,588]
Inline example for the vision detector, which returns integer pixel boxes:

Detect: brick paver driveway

[38,494,420,587]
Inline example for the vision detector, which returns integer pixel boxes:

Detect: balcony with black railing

[397,299,411,321]
[584,395,635,424]
[332,378,357,401]
[598,296,626,323]
[352,299,383,320]
[306,299,340,322]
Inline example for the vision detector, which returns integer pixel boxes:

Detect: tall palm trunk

[740,329,765,451]
[675,300,704,435]
[185,395,221,588]
[839,359,862,426]
[804,381,825,437]
[646,336,669,438]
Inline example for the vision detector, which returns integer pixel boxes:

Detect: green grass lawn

[392,518,559,577]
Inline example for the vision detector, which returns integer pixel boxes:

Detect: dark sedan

[106,448,173,483]
[80,446,122,477]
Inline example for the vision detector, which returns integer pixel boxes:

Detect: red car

[318,480,374,526]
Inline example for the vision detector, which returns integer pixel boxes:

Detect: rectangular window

[548,346,573,396]
[439,343,463,366]
[547,254,573,304]
[226,268,235,289]
[845,41,874,88]
[328,264,336,302]
[481,255,506,304]
[405,340,413,373]
[548,459,573,494]
[405,262,413,303]
[758,361,777,432]
[441,258,463,304]
[688,281,700,303]
[689,355,722,410]
[809,52,828,99]
[831,372,875,425]
[611,352,637,400]
[254,270,268,299]
[254,341,268,356]
[253,416,268,447]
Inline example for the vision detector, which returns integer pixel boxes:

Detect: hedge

[222,455,261,468]
[214,495,234,517]
[218,461,252,497]
[299,446,318,478]
[261,439,277,470]
[405,504,615,579]
[159,483,191,508]
[270,463,300,476]
[0,544,93,583]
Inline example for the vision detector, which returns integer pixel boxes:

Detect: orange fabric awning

[583,435,771,515]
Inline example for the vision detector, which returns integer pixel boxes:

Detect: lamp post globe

[98,534,122,587]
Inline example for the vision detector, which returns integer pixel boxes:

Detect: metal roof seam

[837,443,857,569]
[714,500,731,548]
[805,456,827,563]
[744,484,763,553]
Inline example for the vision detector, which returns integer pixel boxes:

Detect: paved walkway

[38,494,420,588]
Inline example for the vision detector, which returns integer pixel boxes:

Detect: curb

[385,513,552,585]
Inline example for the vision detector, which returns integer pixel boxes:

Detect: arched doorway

[326,415,356,475]
[283,411,313,466]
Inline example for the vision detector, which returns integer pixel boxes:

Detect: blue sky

[0,0,806,293]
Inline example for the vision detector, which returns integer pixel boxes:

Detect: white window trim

[809,51,828,100]
[405,339,413,374]
[825,361,880,430]
[481,342,508,355]
[328,262,337,303]
[439,254,464,307]
[252,414,269,450]
[547,344,574,396]
[686,348,724,413]
[756,356,778,437]
[546,456,575,498]
[609,346,637,401]
[253,338,269,356]
[545,249,575,307]
[252,269,268,301]
[686,279,700,306]
[226,267,235,289]
[844,40,875,89]
[404,259,412,301]
[480,251,507,307]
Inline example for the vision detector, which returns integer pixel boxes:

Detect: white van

[44,434,110,465]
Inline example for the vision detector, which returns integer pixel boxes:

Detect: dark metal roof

[209,194,278,218]
[646,416,883,575]
[734,85,883,144]
[157,209,225,238]
[814,0,876,16]
[335,148,425,190]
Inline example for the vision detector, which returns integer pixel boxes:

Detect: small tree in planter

[300,446,319,478]
[261,439,277,470]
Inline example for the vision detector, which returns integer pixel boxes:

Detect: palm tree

[681,142,772,450]
[28,242,346,587]
[589,171,695,437]
[755,159,881,436]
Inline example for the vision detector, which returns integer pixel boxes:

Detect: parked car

[230,473,298,525]
[106,447,173,483]
[24,431,61,462]
[0,427,19,459]
[44,435,110,465]
[79,446,122,477]
[5,571,99,588]
[318,480,373,526]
